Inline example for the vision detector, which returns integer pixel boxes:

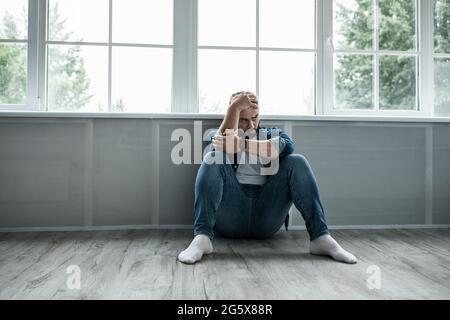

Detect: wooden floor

[0,228,449,299]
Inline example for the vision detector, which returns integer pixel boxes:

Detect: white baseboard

[0,224,449,233]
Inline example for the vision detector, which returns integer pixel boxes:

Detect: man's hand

[229,92,258,112]
[212,129,242,154]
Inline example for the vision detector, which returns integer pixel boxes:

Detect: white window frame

[0,0,446,118]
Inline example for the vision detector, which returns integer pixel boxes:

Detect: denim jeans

[193,150,330,241]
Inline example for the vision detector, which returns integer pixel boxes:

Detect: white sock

[177,234,214,264]
[309,234,357,264]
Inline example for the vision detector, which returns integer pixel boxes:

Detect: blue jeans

[193,150,330,241]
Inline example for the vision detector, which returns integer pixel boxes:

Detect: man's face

[238,107,260,132]
[229,91,260,133]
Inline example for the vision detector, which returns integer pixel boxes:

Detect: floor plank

[0,229,449,299]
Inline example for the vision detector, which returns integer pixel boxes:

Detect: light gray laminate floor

[0,229,449,299]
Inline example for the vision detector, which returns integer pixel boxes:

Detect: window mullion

[419,0,434,116]
[27,0,39,110]
[108,0,112,112]
[37,0,47,111]
[374,0,380,111]
[172,0,198,113]
[322,0,333,115]
[316,0,324,115]
[256,0,260,98]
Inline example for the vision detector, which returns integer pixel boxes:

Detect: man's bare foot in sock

[309,234,357,264]
[177,234,214,264]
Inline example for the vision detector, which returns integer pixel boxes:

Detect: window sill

[0,111,450,123]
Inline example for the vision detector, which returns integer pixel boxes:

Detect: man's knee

[282,153,309,168]
[203,150,230,165]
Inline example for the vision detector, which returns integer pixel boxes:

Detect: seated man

[177,91,357,265]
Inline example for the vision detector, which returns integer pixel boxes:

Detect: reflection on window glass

[0,43,27,104]
[334,54,374,109]
[434,0,450,54]
[112,47,172,113]
[198,0,256,47]
[0,0,27,40]
[113,0,173,45]
[47,45,108,111]
[379,0,416,51]
[334,0,373,50]
[259,51,314,115]
[259,0,315,49]
[48,0,108,42]
[198,49,255,114]
[434,58,450,116]
[379,55,416,110]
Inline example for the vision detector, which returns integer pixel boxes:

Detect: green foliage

[0,43,27,104]
[112,99,126,112]
[0,3,95,110]
[434,0,450,53]
[434,1,450,115]
[46,3,93,111]
[0,12,27,104]
[336,0,417,109]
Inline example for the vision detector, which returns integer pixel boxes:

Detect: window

[333,0,418,112]
[434,0,450,116]
[0,0,449,118]
[46,0,173,113]
[0,0,28,106]
[198,0,316,115]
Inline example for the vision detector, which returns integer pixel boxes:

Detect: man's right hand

[229,92,258,112]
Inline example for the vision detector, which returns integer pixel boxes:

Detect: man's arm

[245,138,280,160]
[245,129,294,160]
[218,92,258,135]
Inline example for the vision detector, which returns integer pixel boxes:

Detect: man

[177,91,357,264]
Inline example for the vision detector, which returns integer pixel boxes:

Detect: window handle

[327,36,335,52]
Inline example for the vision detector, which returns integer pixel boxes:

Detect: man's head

[229,91,260,132]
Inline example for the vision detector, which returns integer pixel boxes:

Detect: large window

[0,0,449,117]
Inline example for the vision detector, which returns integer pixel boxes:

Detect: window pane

[0,0,27,40]
[47,45,108,111]
[379,55,416,110]
[259,51,314,115]
[434,0,450,54]
[48,0,109,42]
[334,0,373,50]
[0,43,27,104]
[198,49,255,114]
[259,0,315,49]
[113,0,173,45]
[379,0,416,51]
[434,58,450,116]
[334,54,374,109]
[198,0,256,47]
[112,47,172,113]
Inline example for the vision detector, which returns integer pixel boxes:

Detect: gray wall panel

[0,121,87,227]
[0,118,448,229]
[433,125,450,224]
[92,119,156,226]
[291,124,426,225]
